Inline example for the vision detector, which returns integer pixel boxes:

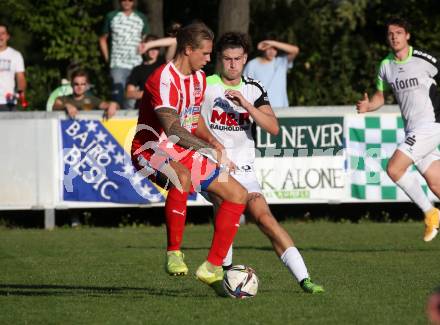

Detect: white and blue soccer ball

[222,265,259,299]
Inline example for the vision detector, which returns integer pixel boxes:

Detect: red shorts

[131,140,220,192]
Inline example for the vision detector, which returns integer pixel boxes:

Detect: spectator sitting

[46,78,73,112]
[52,69,118,119]
[0,23,27,111]
[126,34,177,109]
[99,0,149,110]
[244,38,299,108]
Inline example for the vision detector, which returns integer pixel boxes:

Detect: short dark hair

[142,34,159,43]
[0,23,9,34]
[71,69,89,83]
[216,32,250,55]
[176,22,214,54]
[386,17,411,33]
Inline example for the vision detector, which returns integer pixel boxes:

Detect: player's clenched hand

[225,89,251,110]
[356,93,370,114]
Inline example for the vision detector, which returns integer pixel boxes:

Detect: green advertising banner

[345,114,438,202]
[255,117,344,157]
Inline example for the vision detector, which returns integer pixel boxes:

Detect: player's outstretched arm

[356,91,384,114]
[156,107,211,151]
[258,40,299,62]
[138,37,177,62]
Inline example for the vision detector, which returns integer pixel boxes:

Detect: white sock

[396,171,433,213]
[280,247,309,283]
[223,245,233,267]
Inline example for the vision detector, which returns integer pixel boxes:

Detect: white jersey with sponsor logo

[201,74,270,166]
[376,46,440,131]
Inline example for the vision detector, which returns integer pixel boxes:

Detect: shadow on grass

[0,284,209,298]
[125,245,439,253]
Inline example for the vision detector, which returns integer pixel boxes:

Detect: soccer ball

[222,265,259,299]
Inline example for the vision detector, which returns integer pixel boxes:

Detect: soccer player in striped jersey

[356,17,440,241]
[131,23,248,292]
[201,32,324,293]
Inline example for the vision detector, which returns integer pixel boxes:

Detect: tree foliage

[250,0,440,106]
[2,0,112,108]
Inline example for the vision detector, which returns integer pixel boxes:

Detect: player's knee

[177,169,192,190]
[427,178,440,194]
[386,164,402,182]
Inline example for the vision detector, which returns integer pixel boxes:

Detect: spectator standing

[0,23,26,111]
[244,39,299,108]
[125,34,177,109]
[53,69,118,119]
[99,0,149,110]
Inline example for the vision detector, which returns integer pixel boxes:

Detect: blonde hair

[176,22,214,55]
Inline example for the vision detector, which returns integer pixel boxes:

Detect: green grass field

[0,221,439,324]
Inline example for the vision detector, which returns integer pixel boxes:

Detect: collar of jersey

[390,46,413,64]
[208,74,242,90]
[169,61,194,79]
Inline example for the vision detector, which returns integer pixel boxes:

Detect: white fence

[1,106,436,228]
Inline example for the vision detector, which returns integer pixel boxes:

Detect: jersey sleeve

[126,67,138,86]
[101,11,115,35]
[277,55,293,71]
[147,71,179,111]
[253,80,271,108]
[430,53,440,83]
[243,61,253,78]
[136,11,150,35]
[14,51,25,73]
[376,59,390,92]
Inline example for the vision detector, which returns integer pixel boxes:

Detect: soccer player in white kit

[356,17,440,241]
[201,32,324,293]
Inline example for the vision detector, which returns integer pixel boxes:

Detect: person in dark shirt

[125,34,177,109]
[53,69,118,119]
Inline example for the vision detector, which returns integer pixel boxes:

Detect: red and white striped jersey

[132,61,206,152]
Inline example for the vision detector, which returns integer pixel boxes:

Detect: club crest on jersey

[193,83,202,98]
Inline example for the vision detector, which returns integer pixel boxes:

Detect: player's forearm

[16,73,27,92]
[367,92,385,112]
[194,124,222,150]
[265,40,299,56]
[168,120,213,151]
[99,36,109,63]
[245,104,279,135]
[144,37,176,51]
[156,107,212,151]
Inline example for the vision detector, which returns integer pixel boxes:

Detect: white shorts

[398,126,440,174]
[230,163,262,194]
[200,162,261,203]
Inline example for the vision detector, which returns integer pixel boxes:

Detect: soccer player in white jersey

[356,17,440,241]
[201,32,324,294]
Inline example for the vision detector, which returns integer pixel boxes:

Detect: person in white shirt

[0,23,26,111]
[356,17,440,242]
[201,32,324,294]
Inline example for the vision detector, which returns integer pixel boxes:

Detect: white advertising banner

[254,156,346,203]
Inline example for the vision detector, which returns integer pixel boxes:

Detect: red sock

[207,200,246,266]
[165,187,188,251]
